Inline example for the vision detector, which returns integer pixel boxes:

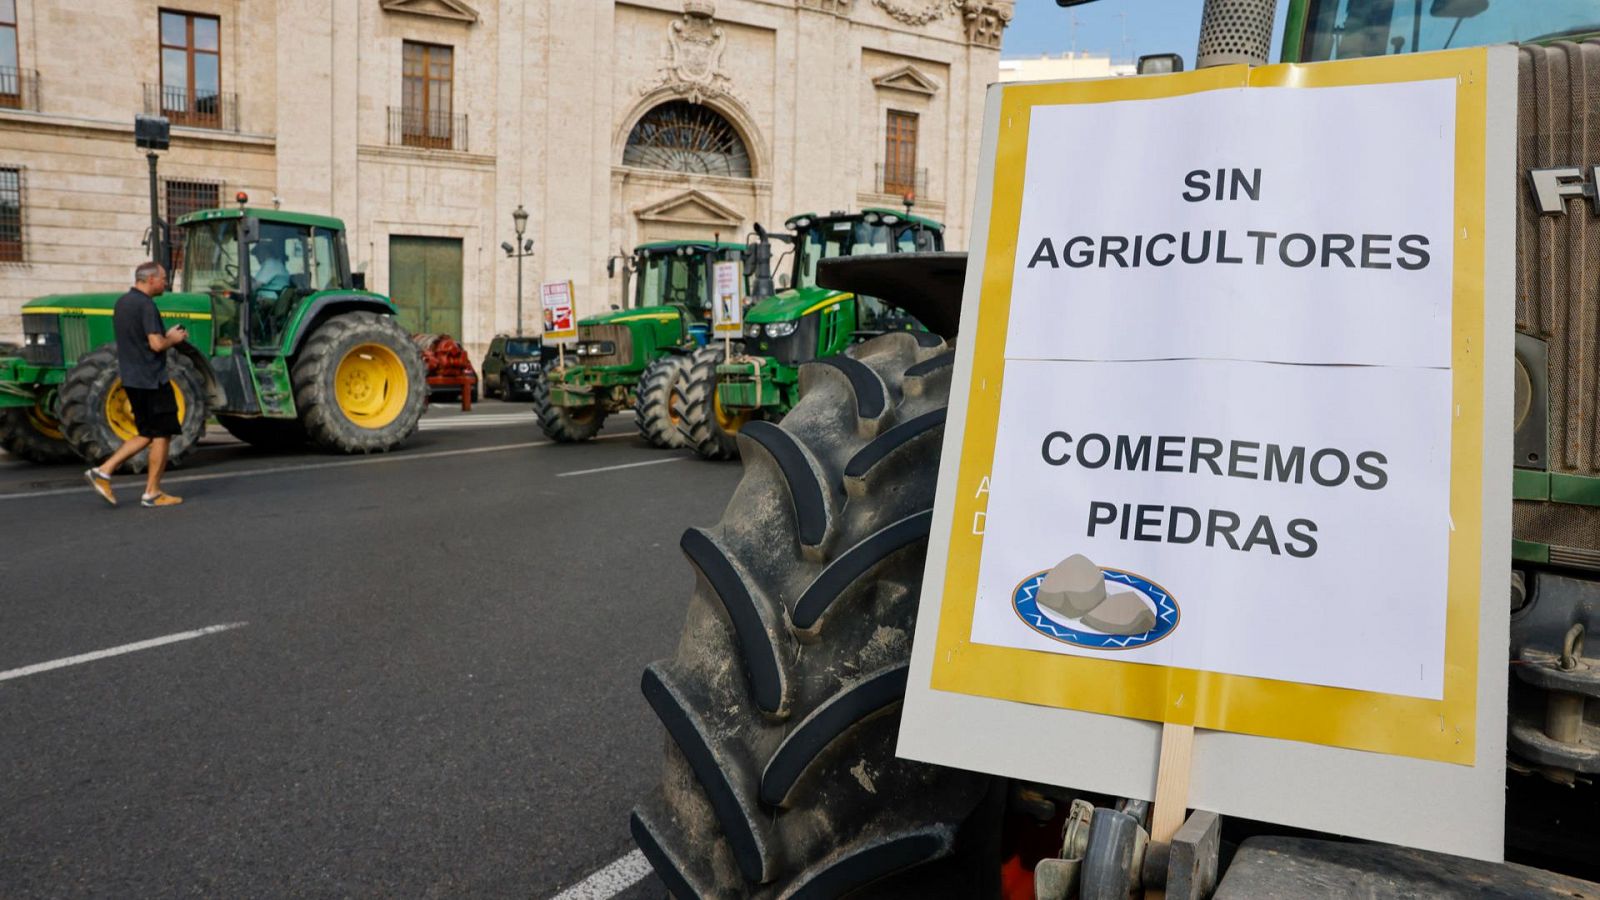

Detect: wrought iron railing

[0,67,39,111]
[876,162,928,201]
[143,83,238,131]
[388,107,468,152]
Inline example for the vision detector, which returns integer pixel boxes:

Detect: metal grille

[61,316,90,362]
[164,178,222,272]
[576,324,634,367]
[388,106,468,152]
[1196,0,1278,68]
[0,166,21,263]
[0,66,39,111]
[1514,42,1600,475]
[143,83,238,131]
[623,101,752,178]
[1514,500,1600,556]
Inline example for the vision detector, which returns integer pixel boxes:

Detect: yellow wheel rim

[713,387,753,433]
[105,379,188,441]
[28,398,63,440]
[334,343,408,429]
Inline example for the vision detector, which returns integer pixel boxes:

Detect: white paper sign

[540,280,576,344]
[712,260,743,336]
[897,48,1517,863]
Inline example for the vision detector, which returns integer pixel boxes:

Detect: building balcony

[143,83,239,132]
[0,67,40,112]
[875,163,929,203]
[388,107,469,152]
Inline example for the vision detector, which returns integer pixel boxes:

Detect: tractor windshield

[635,252,705,312]
[181,220,240,294]
[792,220,890,289]
[505,339,541,357]
[247,222,342,346]
[1300,0,1599,61]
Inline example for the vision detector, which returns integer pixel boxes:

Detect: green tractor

[676,208,944,460]
[0,206,426,470]
[531,240,752,447]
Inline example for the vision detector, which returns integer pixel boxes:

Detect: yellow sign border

[929,50,1487,765]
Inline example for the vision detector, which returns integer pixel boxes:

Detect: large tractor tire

[216,414,308,452]
[531,360,606,442]
[635,354,690,449]
[632,331,998,897]
[0,398,76,463]
[291,312,427,454]
[679,344,754,461]
[58,347,208,473]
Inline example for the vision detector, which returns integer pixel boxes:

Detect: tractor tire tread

[636,354,689,449]
[291,312,426,454]
[680,344,743,461]
[58,345,207,473]
[635,330,994,898]
[530,360,606,442]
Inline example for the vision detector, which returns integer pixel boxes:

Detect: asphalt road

[0,403,741,897]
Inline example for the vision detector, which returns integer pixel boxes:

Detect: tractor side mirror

[1431,0,1488,18]
[351,271,367,291]
[607,257,616,278]
[241,217,259,243]
[1137,53,1184,75]
[778,274,791,289]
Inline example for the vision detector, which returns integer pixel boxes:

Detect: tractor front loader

[0,203,426,470]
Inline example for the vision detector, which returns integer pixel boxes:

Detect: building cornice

[0,108,275,149]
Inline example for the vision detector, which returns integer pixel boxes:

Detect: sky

[1002,0,1292,69]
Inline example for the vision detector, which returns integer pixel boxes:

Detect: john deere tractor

[677,208,943,460]
[0,206,425,470]
[531,240,753,447]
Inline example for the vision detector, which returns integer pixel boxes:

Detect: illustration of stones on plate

[1036,553,1156,636]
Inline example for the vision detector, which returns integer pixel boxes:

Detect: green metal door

[388,235,463,336]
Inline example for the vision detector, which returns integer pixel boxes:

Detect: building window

[159,10,221,128]
[400,41,454,149]
[623,101,752,178]
[0,0,19,109]
[164,178,221,272]
[883,110,919,199]
[0,166,22,262]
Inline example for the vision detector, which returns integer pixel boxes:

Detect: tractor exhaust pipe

[1196,0,1278,69]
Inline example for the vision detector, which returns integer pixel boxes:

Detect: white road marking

[556,456,688,478]
[550,849,653,900]
[0,622,248,683]
[419,413,539,430]
[0,433,637,502]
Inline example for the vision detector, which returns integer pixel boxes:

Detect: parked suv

[482,334,553,401]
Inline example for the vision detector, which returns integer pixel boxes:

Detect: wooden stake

[1145,722,1194,900]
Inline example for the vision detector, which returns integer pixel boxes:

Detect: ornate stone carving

[642,0,737,106]
[959,0,1012,48]
[872,0,949,26]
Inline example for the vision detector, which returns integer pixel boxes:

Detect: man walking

[85,261,188,507]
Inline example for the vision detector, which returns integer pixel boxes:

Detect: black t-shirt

[112,288,168,389]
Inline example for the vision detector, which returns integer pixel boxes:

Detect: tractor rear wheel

[58,346,208,473]
[291,312,427,454]
[531,360,606,442]
[216,415,307,452]
[632,331,999,897]
[0,398,76,463]
[635,354,689,449]
[679,344,753,461]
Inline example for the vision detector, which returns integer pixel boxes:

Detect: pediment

[635,189,744,227]
[872,64,940,96]
[379,0,479,24]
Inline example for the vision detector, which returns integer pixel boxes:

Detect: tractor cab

[177,207,355,354]
[744,209,944,358]
[628,241,751,332]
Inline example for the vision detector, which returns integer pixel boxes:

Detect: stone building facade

[0,0,1012,358]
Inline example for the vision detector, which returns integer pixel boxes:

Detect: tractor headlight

[515,362,531,372]
[745,323,763,339]
[765,321,797,338]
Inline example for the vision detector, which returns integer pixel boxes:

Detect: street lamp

[501,204,534,336]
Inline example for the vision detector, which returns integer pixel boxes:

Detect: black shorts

[125,384,181,438]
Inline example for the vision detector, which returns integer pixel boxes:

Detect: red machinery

[411,333,479,411]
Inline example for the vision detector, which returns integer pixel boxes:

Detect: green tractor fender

[281,292,400,357]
